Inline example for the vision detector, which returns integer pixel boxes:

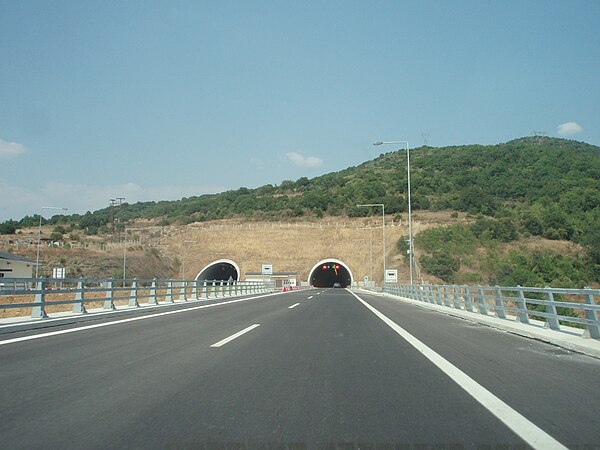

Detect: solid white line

[288,303,300,309]
[210,324,260,348]
[349,290,568,450]
[0,293,279,347]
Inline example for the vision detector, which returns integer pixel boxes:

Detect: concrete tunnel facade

[195,259,240,282]
[308,258,354,288]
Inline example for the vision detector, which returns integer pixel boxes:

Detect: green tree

[420,252,460,282]
[0,220,18,235]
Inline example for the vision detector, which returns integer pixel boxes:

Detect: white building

[0,251,35,279]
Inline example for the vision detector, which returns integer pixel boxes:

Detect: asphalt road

[1,288,599,449]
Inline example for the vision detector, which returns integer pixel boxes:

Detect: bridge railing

[0,277,276,320]
[377,283,600,340]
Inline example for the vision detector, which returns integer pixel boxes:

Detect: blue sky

[1,1,599,221]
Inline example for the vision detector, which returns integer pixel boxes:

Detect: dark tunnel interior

[197,262,239,282]
[310,262,351,288]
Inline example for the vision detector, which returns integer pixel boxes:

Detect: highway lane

[355,290,600,447]
[0,288,598,448]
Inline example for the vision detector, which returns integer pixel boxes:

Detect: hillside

[1,136,599,286]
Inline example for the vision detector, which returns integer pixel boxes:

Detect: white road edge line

[288,303,300,309]
[210,324,260,348]
[0,293,280,347]
[349,290,568,450]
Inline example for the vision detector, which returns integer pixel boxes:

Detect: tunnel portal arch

[308,259,354,288]
[195,259,240,282]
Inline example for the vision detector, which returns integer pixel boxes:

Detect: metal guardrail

[0,277,277,319]
[378,283,600,340]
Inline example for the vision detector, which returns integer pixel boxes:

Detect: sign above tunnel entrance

[261,264,273,275]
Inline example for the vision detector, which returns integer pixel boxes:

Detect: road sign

[261,264,273,275]
[385,269,398,283]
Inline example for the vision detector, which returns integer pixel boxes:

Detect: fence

[380,283,600,340]
[0,277,277,320]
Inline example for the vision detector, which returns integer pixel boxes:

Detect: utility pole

[532,131,547,145]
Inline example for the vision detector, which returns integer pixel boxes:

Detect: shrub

[420,252,460,283]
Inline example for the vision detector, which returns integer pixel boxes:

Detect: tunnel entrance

[195,259,240,282]
[308,259,353,288]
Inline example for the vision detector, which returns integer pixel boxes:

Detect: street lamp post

[36,206,68,278]
[356,204,385,285]
[374,140,414,285]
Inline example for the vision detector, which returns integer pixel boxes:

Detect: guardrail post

[222,281,228,297]
[544,288,560,331]
[129,279,140,307]
[434,286,443,306]
[165,280,174,303]
[494,286,506,319]
[149,278,158,305]
[191,280,198,300]
[104,281,116,310]
[582,288,600,339]
[179,281,187,302]
[464,287,474,312]
[31,280,48,318]
[516,286,530,324]
[443,286,452,307]
[477,286,488,315]
[452,285,462,309]
[72,280,87,314]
